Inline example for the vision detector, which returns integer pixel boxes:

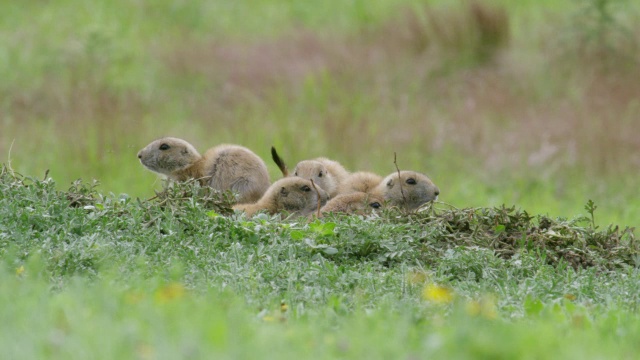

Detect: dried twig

[7,139,15,177]
[393,152,407,207]
[310,179,321,218]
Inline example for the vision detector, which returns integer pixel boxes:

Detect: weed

[584,199,599,230]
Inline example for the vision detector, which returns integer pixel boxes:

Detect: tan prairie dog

[338,171,384,195]
[233,177,329,217]
[269,147,349,198]
[320,192,384,216]
[137,137,270,203]
[375,170,440,211]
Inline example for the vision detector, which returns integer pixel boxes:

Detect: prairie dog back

[137,137,270,203]
[338,171,383,195]
[201,144,270,203]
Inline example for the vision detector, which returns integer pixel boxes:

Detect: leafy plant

[584,199,599,230]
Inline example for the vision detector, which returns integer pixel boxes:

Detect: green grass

[0,169,640,358]
[4,269,640,359]
[1,168,640,358]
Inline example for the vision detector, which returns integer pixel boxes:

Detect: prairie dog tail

[271,146,289,177]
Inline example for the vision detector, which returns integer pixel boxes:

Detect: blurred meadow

[1,0,639,226]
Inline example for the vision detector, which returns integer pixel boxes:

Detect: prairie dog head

[293,160,336,196]
[271,177,329,216]
[321,192,384,215]
[380,171,439,210]
[137,137,201,176]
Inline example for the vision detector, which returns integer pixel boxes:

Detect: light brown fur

[338,171,384,195]
[320,192,384,216]
[233,177,329,217]
[293,158,350,198]
[137,137,270,203]
[374,170,440,211]
[270,147,349,198]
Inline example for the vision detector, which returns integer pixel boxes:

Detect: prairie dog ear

[386,178,394,187]
[280,187,289,196]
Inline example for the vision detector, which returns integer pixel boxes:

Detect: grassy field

[1,167,640,359]
[1,0,640,357]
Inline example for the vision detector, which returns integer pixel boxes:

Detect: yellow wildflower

[423,284,454,304]
[155,282,185,303]
[465,295,498,320]
[465,300,482,317]
[16,266,25,276]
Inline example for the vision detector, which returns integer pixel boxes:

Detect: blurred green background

[1,0,638,226]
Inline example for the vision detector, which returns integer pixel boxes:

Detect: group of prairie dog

[137,137,440,218]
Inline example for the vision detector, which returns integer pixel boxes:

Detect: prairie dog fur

[271,147,349,198]
[293,158,349,198]
[320,192,384,216]
[137,137,270,203]
[375,171,440,211]
[338,171,384,195]
[233,177,329,217]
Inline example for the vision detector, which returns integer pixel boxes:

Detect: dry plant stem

[310,179,321,218]
[7,139,15,176]
[196,175,212,184]
[434,200,460,210]
[393,152,407,207]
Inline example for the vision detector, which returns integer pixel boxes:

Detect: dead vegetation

[143,178,237,216]
[399,203,638,271]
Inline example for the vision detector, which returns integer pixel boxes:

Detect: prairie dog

[137,137,270,203]
[338,171,384,195]
[233,177,329,217]
[320,192,384,216]
[375,171,440,211]
[292,158,349,198]
[270,147,349,198]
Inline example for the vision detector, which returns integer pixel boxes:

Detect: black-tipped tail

[271,146,289,177]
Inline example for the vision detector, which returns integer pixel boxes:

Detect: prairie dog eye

[370,202,381,209]
[318,171,323,177]
[294,171,298,176]
[301,185,311,192]
[406,178,417,185]
[159,144,170,151]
